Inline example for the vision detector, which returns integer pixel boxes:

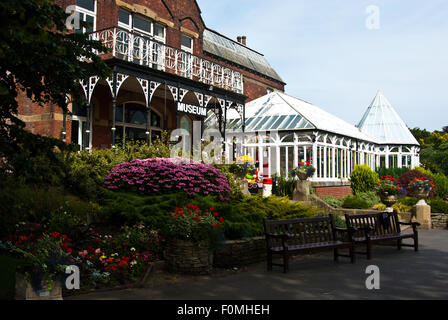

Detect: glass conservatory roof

[357,91,419,145]
[203,29,284,83]
[227,92,378,142]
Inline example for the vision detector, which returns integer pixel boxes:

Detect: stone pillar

[412,200,432,229]
[293,180,311,201]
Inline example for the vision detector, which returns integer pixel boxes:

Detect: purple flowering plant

[104,158,231,201]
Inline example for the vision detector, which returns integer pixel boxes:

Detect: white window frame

[75,0,97,33]
[181,34,194,53]
[72,115,92,151]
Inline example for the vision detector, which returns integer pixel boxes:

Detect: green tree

[0,0,110,179]
[0,0,110,131]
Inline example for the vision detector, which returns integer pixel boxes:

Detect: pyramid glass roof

[357,91,419,145]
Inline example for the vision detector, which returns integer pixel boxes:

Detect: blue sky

[197,0,448,132]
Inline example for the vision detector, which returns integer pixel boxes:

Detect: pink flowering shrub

[104,158,231,201]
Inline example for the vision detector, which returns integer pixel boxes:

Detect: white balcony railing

[90,27,244,94]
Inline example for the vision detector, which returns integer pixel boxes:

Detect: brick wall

[314,186,352,198]
[18,0,284,140]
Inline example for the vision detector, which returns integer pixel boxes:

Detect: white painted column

[258,145,264,177]
[276,146,280,177]
[268,147,272,178]
[293,141,298,169]
[331,147,336,179]
[323,146,327,179]
[385,146,390,169]
[285,147,289,178]
[312,143,318,179]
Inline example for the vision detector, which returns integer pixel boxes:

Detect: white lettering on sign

[177,102,207,117]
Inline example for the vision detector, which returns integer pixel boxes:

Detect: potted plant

[163,204,224,275]
[11,231,71,300]
[376,175,404,207]
[407,177,434,200]
[291,161,316,180]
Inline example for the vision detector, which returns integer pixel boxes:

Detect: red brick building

[17,0,285,150]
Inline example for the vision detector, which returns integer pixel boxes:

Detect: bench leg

[397,239,402,250]
[414,234,419,252]
[267,251,273,271]
[283,251,289,273]
[350,246,355,264]
[333,249,339,262]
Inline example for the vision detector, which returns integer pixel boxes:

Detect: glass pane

[278,115,297,130]
[85,14,94,33]
[181,35,192,49]
[288,115,303,129]
[133,16,151,33]
[151,111,161,128]
[81,121,89,150]
[151,130,162,142]
[76,0,95,11]
[115,105,123,122]
[270,115,287,130]
[154,24,165,38]
[180,116,191,133]
[125,104,147,125]
[118,9,130,25]
[71,120,79,145]
[125,127,147,141]
[262,116,280,130]
[75,12,84,34]
[115,125,124,144]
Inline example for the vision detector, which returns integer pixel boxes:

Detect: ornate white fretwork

[116,73,129,94]
[136,78,149,103]
[149,81,162,101]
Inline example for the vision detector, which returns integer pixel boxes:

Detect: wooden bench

[263,215,356,273]
[344,211,420,260]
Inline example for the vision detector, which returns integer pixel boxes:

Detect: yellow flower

[99,255,107,261]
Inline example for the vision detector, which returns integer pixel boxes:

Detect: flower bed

[0,223,162,295]
[104,158,231,201]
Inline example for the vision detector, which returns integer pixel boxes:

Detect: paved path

[68,230,448,300]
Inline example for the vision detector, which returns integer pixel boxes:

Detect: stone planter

[380,195,398,207]
[15,274,63,300]
[413,188,430,200]
[164,239,213,275]
[296,172,309,181]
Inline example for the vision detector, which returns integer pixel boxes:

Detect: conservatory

[223,90,420,182]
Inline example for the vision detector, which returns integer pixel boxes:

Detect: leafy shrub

[373,203,387,211]
[0,179,97,238]
[0,127,76,187]
[349,165,379,195]
[274,176,295,198]
[428,198,448,214]
[341,196,370,209]
[376,167,409,179]
[391,203,412,213]
[214,165,244,200]
[320,196,343,208]
[105,158,231,201]
[398,197,418,207]
[184,195,320,240]
[356,191,381,208]
[398,170,437,199]
[433,173,448,200]
[99,191,187,231]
